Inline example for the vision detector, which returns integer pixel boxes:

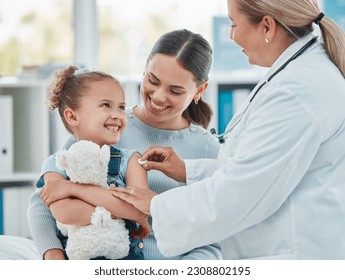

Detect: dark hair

[47,66,120,134]
[147,29,213,129]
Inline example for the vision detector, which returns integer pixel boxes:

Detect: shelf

[0,79,50,173]
[0,77,47,88]
[0,172,39,188]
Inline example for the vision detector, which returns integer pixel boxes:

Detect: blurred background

[0,0,344,238]
[0,0,229,76]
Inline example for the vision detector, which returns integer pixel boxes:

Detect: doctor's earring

[265,37,269,43]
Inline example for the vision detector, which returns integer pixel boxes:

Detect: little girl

[38,66,149,259]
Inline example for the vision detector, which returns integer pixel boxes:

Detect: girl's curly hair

[47,66,78,111]
[46,65,119,134]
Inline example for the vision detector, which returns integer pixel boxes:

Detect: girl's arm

[41,172,150,236]
[122,152,149,237]
[125,152,149,190]
[42,172,95,225]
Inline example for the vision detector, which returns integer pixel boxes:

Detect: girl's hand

[40,179,74,207]
[131,216,150,239]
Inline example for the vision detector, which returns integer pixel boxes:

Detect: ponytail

[183,98,213,129]
[318,16,345,78]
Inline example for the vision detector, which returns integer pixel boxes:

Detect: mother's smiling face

[140,53,200,130]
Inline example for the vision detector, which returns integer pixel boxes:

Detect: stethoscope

[211,36,318,144]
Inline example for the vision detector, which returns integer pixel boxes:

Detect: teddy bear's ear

[100,145,110,165]
[56,150,69,170]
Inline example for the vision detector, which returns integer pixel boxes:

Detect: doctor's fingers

[112,188,154,216]
[141,146,178,168]
[113,185,144,195]
[144,155,186,183]
[140,146,175,162]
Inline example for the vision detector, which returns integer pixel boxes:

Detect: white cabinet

[0,95,13,175]
[0,77,51,237]
[0,77,50,173]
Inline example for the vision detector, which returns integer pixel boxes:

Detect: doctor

[113,0,345,259]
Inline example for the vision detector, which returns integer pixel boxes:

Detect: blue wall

[324,0,345,31]
[218,90,234,134]
[212,16,251,73]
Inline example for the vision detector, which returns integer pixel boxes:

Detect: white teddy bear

[55,140,130,260]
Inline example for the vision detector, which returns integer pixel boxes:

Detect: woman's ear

[194,82,209,103]
[262,15,277,43]
[63,108,79,127]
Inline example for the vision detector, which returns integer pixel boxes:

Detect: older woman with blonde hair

[113,0,345,259]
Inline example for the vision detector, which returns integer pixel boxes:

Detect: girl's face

[227,0,269,67]
[71,78,127,146]
[140,54,201,130]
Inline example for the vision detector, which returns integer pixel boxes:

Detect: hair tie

[74,68,89,76]
[313,12,324,25]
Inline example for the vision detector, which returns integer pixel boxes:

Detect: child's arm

[125,152,149,190]
[43,172,95,225]
[122,152,149,237]
[41,172,150,237]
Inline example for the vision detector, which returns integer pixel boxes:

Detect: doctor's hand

[139,146,186,183]
[112,186,157,216]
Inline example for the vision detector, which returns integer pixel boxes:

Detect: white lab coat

[151,34,345,259]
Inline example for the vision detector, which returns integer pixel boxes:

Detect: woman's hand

[43,249,66,260]
[112,186,157,216]
[40,179,74,207]
[139,146,187,183]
